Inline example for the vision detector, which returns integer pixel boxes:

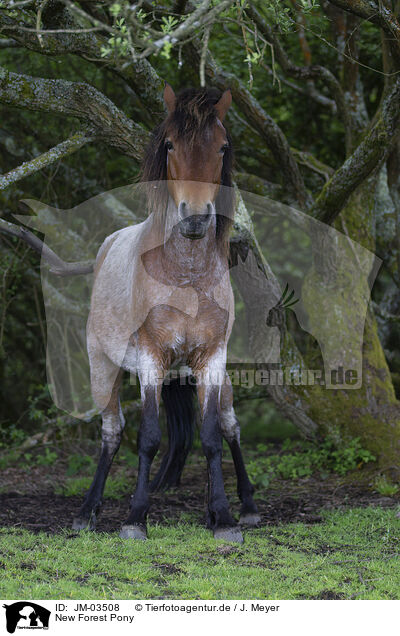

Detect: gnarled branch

[0,129,95,190]
[245,4,350,137]
[187,41,311,208]
[0,11,165,121]
[313,78,400,224]
[0,219,94,276]
[0,37,21,48]
[0,66,150,160]
[327,0,400,62]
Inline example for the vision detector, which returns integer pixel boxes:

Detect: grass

[0,507,399,600]
[54,476,132,498]
[374,475,399,497]
[0,433,399,599]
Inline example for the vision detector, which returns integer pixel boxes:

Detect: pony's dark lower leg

[199,385,243,543]
[72,372,124,530]
[219,382,260,526]
[120,384,161,540]
[227,436,261,525]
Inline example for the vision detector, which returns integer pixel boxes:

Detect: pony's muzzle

[178,201,213,239]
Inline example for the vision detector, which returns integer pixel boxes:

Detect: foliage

[93,0,320,65]
[246,437,376,489]
[55,475,131,499]
[0,421,26,449]
[28,385,59,424]
[374,476,399,497]
[34,448,58,467]
[0,508,398,599]
[66,454,96,477]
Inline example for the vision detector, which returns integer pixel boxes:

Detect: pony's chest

[139,293,229,364]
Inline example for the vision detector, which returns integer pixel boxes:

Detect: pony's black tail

[150,377,197,492]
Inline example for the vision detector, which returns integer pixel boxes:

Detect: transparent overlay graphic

[17,182,381,418]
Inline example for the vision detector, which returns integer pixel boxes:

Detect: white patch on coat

[102,407,124,442]
[219,406,240,443]
[121,341,138,375]
[137,349,162,412]
[196,346,227,406]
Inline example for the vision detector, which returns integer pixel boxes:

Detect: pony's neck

[164,221,219,264]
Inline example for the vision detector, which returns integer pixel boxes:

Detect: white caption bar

[1,599,398,636]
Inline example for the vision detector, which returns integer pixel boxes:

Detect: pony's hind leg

[72,362,124,531]
[219,379,261,527]
[120,358,162,540]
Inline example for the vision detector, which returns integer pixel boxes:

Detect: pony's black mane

[140,87,234,245]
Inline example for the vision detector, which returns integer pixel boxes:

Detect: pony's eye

[165,140,174,151]
[219,143,229,154]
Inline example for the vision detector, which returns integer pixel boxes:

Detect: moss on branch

[313,79,400,225]
[0,66,150,160]
[0,12,165,121]
[0,130,95,190]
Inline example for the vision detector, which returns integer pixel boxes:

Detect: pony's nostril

[178,201,187,219]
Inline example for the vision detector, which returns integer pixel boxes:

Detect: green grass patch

[54,475,131,499]
[0,507,398,600]
[374,475,399,496]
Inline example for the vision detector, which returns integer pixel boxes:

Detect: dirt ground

[0,457,398,534]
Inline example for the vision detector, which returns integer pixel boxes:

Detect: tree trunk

[234,180,400,473]
[302,176,400,474]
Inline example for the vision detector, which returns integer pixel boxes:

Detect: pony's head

[141,84,234,243]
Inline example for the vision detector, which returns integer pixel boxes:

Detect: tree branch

[0,129,95,190]
[291,148,334,182]
[262,62,337,113]
[188,42,311,207]
[313,78,400,224]
[0,219,94,276]
[0,11,165,121]
[234,171,287,201]
[245,4,350,135]
[138,0,234,59]
[0,37,21,48]
[327,0,400,62]
[0,66,149,160]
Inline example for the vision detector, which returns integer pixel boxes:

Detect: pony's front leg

[219,378,261,526]
[72,365,124,531]
[197,373,243,544]
[120,365,162,541]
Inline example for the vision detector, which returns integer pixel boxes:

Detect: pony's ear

[215,89,232,122]
[164,82,176,113]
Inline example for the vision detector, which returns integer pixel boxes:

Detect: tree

[0,0,399,473]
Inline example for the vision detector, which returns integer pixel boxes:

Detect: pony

[72,84,260,542]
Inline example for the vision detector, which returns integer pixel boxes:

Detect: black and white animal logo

[3,602,50,633]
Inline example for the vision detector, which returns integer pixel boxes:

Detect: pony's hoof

[213,526,243,544]
[72,516,96,531]
[119,524,147,541]
[239,513,261,527]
